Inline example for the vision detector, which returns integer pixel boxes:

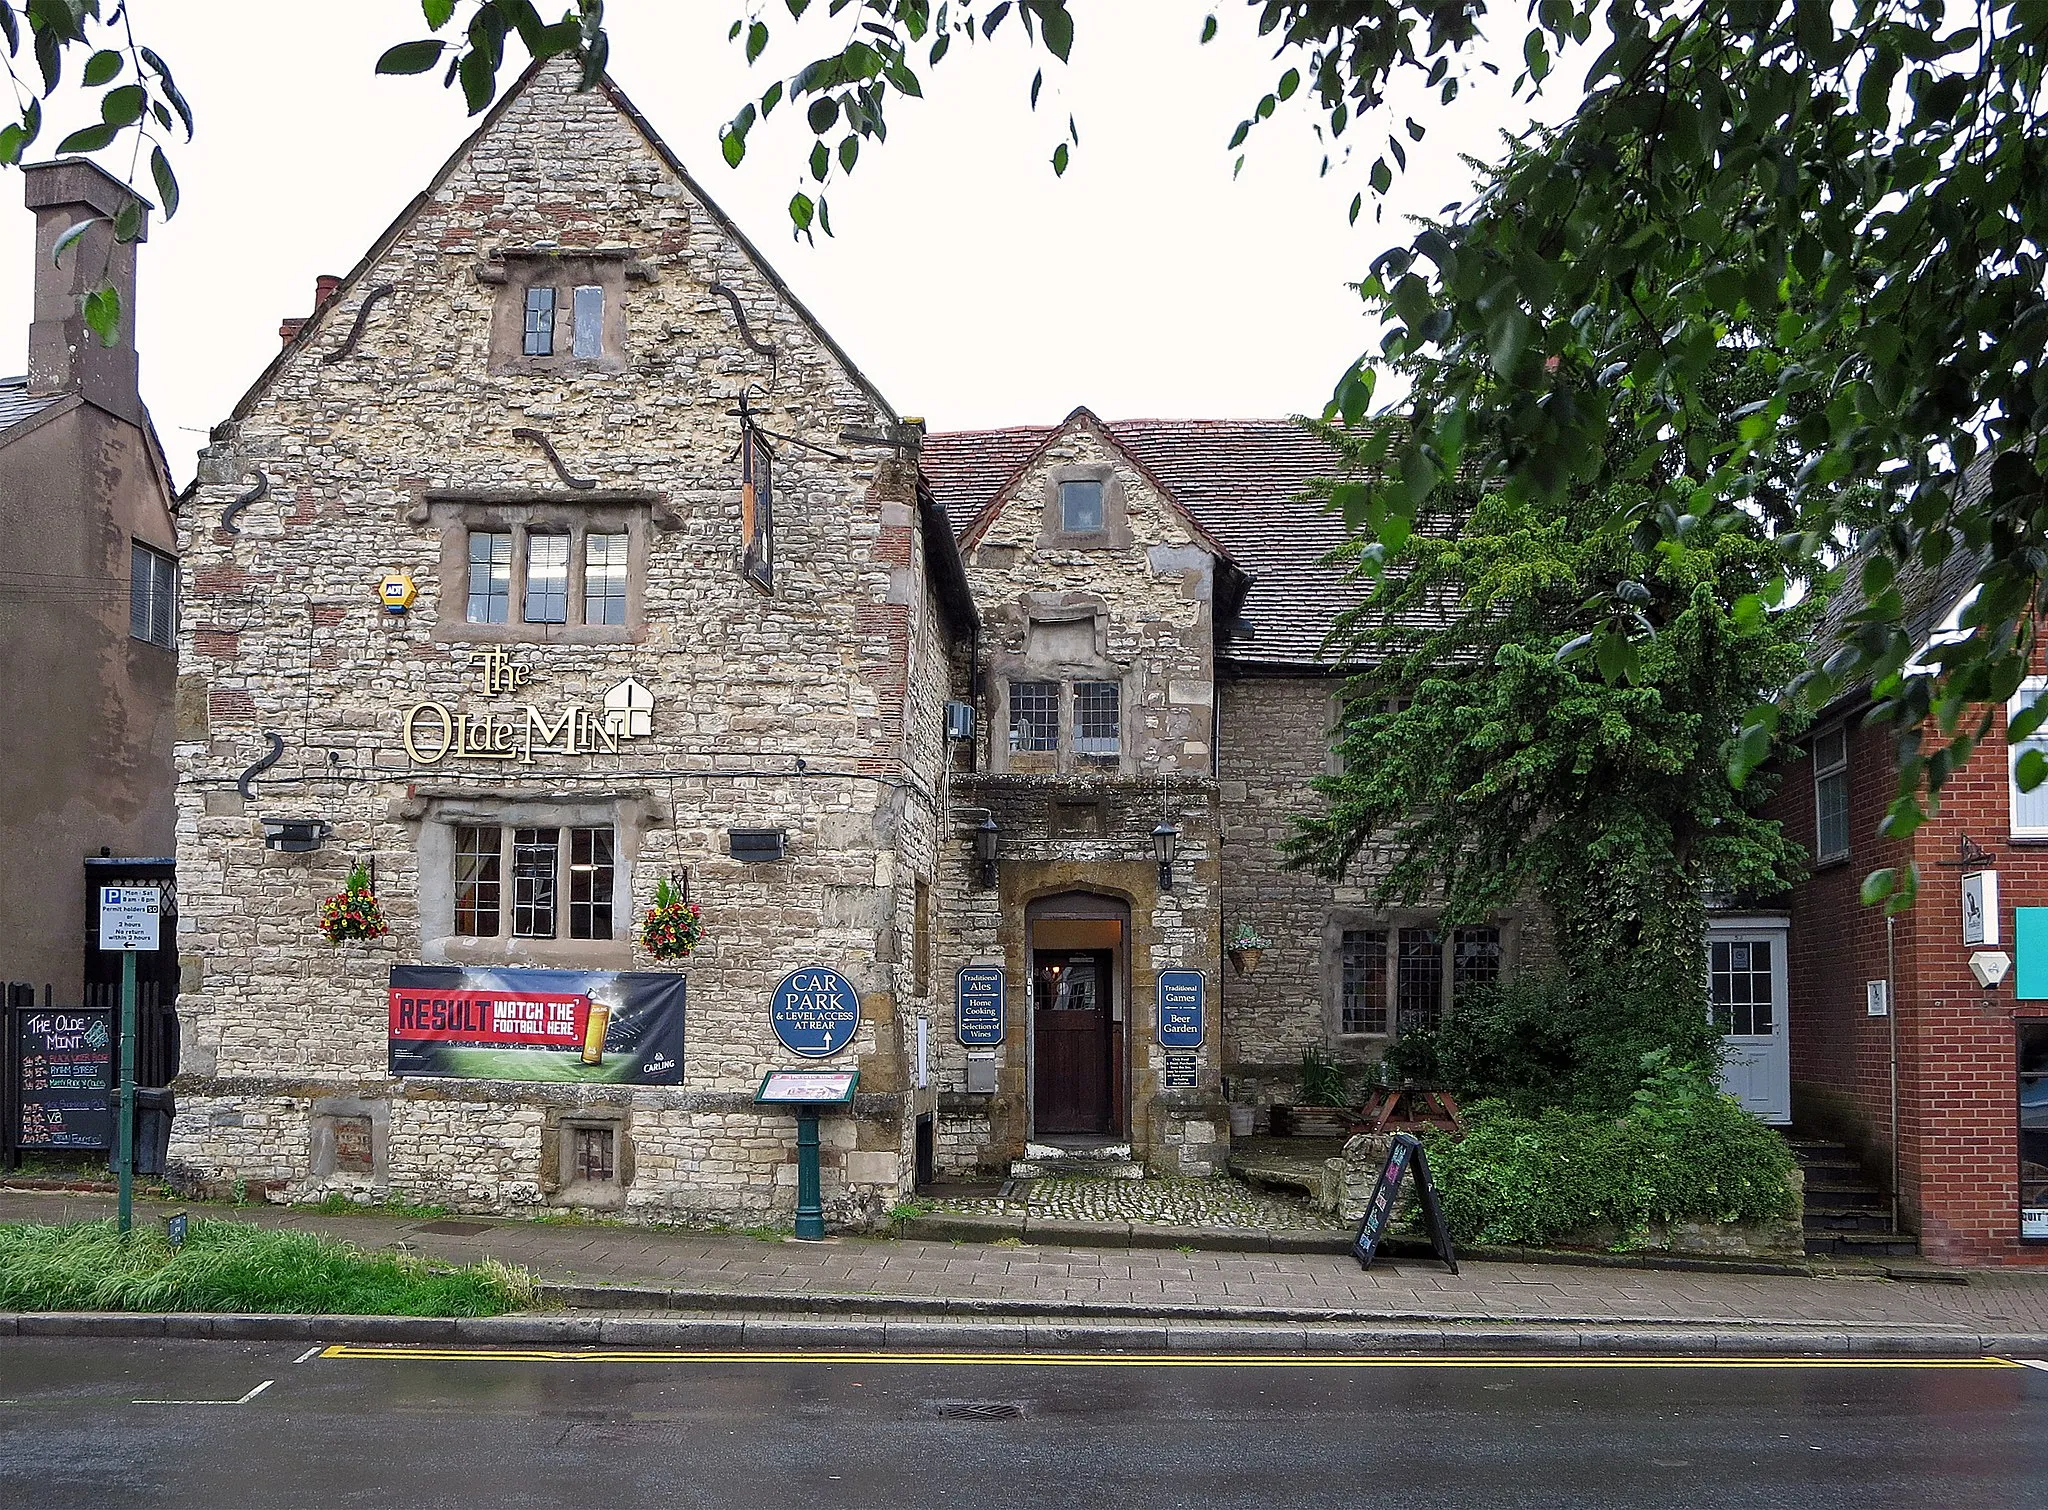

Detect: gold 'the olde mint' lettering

[400,652,655,765]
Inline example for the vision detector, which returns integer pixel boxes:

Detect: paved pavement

[7,1187,2048,1337]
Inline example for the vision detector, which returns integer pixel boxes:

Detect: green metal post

[117,948,137,1234]
[793,1105,826,1241]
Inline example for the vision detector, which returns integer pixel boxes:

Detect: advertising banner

[387,966,684,1084]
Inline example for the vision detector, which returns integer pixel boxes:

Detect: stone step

[1805,1231,1920,1258]
[1007,1160,1146,1180]
[1784,1140,1854,1165]
[1803,1182,1889,1210]
[1023,1141,1133,1163]
[1803,1207,1899,1233]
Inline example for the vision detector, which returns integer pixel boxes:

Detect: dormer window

[1059,479,1104,533]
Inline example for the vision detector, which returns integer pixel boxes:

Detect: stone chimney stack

[24,157,149,426]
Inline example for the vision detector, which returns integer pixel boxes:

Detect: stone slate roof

[0,375,61,434]
[922,417,1374,668]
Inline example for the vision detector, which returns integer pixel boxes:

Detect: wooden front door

[1033,950,1112,1135]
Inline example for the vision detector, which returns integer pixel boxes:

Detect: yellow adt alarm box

[379,571,417,614]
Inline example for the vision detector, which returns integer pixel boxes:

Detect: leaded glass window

[466,531,513,624]
[569,826,614,941]
[524,532,569,624]
[1074,681,1120,758]
[523,286,555,356]
[1009,680,1059,753]
[585,532,628,625]
[454,825,502,937]
[513,827,559,939]
[1340,929,1388,1035]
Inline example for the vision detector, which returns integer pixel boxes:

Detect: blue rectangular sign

[1157,969,1205,1048]
[956,966,1006,1046]
[2018,908,2048,1000]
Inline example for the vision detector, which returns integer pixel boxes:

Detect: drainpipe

[1887,913,1900,1231]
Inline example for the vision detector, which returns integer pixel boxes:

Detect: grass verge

[0,1219,537,1316]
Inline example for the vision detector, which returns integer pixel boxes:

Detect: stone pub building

[166,61,1531,1225]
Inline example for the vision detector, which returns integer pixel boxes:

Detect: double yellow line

[318,1345,2022,1370]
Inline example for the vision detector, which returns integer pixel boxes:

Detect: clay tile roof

[0,375,61,434]
[922,416,1375,668]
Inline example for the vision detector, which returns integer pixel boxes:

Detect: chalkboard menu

[1351,1131,1459,1275]
[15,1008,114,1151]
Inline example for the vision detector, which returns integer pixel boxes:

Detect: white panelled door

[1706,917,1792,1124]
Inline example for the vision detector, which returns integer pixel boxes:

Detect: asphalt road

[3,1339,2046,1508]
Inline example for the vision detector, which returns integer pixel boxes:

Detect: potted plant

[1225,922,1271,977]
[639,873,705,962]
[1270,1046,1354,1137]
[317,863,389,945]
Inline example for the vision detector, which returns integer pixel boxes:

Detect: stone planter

[1226,946,1265,977]
[1227,1104,1257,1138]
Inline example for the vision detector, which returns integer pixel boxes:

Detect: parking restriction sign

[98,886,161,952]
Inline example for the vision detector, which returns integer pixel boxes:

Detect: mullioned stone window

[410,792,659,969]
[483,249,641,374]
[428,498,649,646]
[1329,916,1511,1042]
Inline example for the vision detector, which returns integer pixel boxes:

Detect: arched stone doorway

[1026,891,1130,1140]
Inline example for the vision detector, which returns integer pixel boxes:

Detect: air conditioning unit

[728,828,787,863]
[945,701,976,742]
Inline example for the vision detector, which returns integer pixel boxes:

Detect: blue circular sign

[769,965,863,1058]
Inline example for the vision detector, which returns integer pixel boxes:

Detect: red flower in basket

[319,863,389,945]
[640,874,703,961]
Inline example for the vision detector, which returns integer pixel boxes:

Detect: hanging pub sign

[742,426,774,595]
[1351,1131,1459,1275]
[769,965,862,1058]
[1157,969,1205,1048]
[956,965,1005,1046]
[13,1007,115,1151]
[1963,870,1999,946]
[387,966,684,1084]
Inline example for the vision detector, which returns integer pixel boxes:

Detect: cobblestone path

[922,1173,1346,1231]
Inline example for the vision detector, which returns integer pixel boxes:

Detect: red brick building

[1762,549,2048,1266]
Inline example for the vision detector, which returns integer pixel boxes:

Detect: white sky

[0,2,1582,485]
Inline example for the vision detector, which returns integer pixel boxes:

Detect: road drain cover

[413,1220,494,1235]
[931,1400,1026,1421]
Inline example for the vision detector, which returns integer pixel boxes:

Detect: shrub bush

[1422,1052,1797,1248]
[1397,968,1722,1116]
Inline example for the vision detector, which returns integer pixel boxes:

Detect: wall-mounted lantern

[729,828,787,863]
[974,814,1000,890]
[1152,819,1181,893]
[261,817,331,853]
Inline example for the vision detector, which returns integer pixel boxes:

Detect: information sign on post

[754,1069,861,1241]
[98,884,159,1237]
[956,966,1005,1046]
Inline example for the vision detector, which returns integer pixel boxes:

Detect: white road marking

[134,1379,275,1406]
[2017,1359,2048,1373]
[293,1346,323,1365]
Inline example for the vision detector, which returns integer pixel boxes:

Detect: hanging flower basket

[640,874,705,962]
[318,863,389,945]
[1226,923,1271,977]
